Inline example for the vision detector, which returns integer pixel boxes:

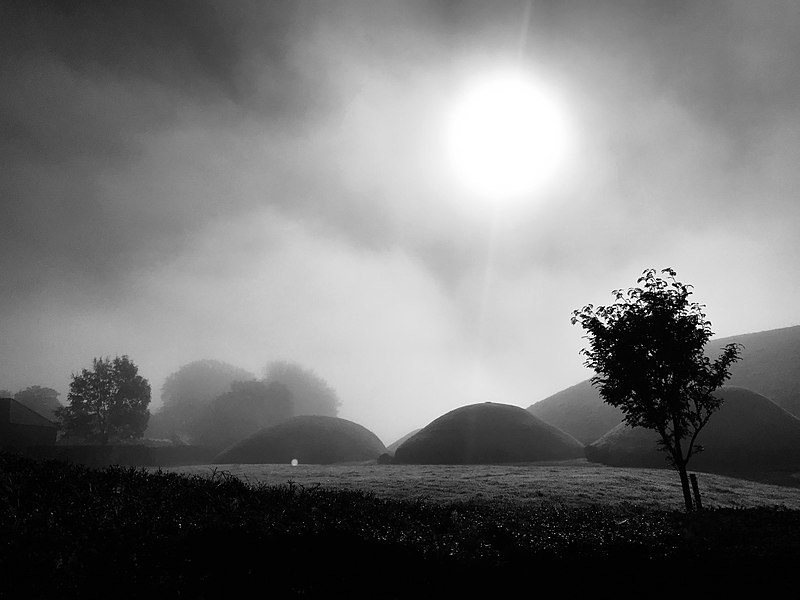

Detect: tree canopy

[262,361,340,417]
[57,356,151,444]
[193,380,293,452]
[148,359,255,443]
[14,386,62,421]
[571,268,742,510]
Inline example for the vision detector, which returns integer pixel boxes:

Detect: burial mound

[213,415,387,464]
[393,402,585,464]
[585,387,800,472]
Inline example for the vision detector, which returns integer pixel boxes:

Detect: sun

[445,67,574,204]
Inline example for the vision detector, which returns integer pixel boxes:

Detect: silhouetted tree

[262,361,340,417]
[14,386,62,421]
[149,359,255,443]
[193,380,293,451]
[56,356,151,444]
[571,268,742,511]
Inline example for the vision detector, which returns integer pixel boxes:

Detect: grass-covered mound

[2,452,800,597]
[393,402,584,464]
[706,325,800,419]
[527,379,624,445]
[213,415,387,464]
[531,325,800,446]
[586,387,800,475]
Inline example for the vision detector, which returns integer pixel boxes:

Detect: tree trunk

[672,423,694,512]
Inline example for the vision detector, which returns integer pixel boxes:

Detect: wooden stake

[690,473,702,511]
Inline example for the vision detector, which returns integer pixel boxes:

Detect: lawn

[161,459,800,510]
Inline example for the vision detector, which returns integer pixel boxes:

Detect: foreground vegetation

[2,453,799,598]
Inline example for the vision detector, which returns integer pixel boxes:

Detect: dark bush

[1,452,798,597]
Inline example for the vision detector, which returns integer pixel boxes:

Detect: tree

[14,386,63,421]
[193,380,293,451]
[571,268,742,511]
[262,361,340,417]
[149,359,255,443]
[56,356,151,444]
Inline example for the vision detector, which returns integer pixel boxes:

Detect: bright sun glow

[446,68,574,203]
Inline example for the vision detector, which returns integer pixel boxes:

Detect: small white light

[291,458,299,466]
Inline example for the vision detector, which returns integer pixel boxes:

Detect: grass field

[159,459,800,511]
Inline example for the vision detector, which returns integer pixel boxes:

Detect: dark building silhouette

[0,397,58,447]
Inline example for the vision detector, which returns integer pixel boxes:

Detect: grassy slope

[530,325,800,448]
[585,387,800,485]
[706,325,800,418]
[393,403,584,464]
[213,415,388,464]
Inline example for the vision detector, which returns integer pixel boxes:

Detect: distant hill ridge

[528,324,800,444]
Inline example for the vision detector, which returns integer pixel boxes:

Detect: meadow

[162,459,800,511]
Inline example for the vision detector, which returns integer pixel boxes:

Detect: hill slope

[393,402,585,464]
[585,387,800,476]
[527,380,623,445]
[706,325,800,418]
[213,415,387,465]
[528,324,800,444]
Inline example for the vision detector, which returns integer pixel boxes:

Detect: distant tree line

[0,385,63,421]
[4,356,339,452]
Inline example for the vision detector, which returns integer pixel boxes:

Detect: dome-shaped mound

[393,402,585,464]
[213,415,387,464]
[586,387,800,471]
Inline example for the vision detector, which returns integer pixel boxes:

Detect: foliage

[571,268,743,510]
[149,359,255,443]
[14,385,62,421]
[263,360,340,417]
[56,356,151,444]
[1,452,797,598]
[192,380,293,451]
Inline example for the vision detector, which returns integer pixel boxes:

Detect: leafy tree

[262,361,340,417]
[14,386,62,421]
[571,268,742,511]
[149,359,255,443]
[56,356,151,444]
[0,389,15,398]
[193,380,293,451]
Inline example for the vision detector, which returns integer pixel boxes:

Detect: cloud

[1,1,799,443]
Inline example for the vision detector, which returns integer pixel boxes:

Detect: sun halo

[445,68,574,207]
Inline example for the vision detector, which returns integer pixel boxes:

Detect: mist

[2,0,799,445]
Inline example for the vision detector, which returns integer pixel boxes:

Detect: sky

[1,0,799,445]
